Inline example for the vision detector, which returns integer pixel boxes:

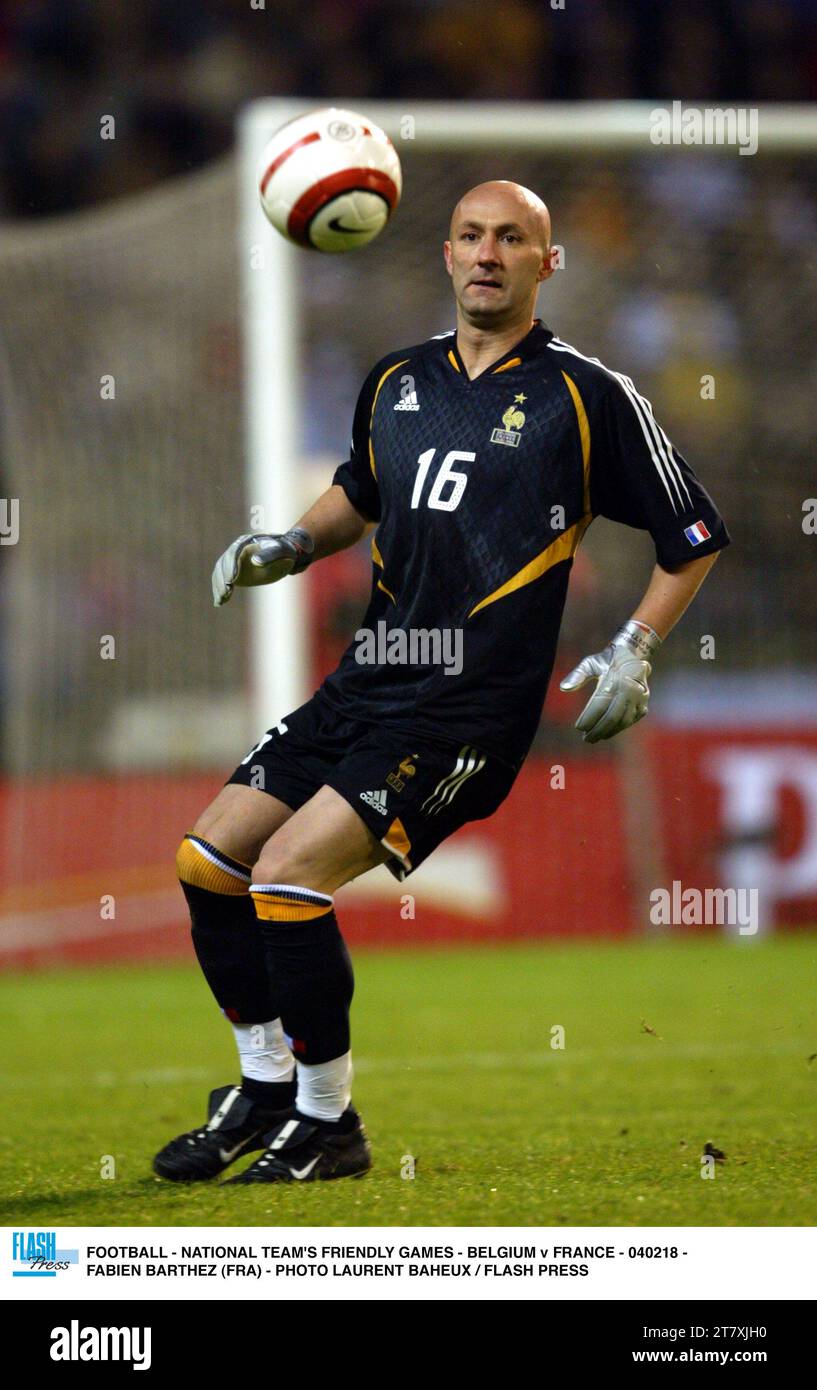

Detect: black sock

[183,881,275,1024]
[259,912,354,1065]
[240,1075,296,1110]
[294,1105,358,1133]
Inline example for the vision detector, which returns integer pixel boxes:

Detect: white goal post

[238,99,815,735]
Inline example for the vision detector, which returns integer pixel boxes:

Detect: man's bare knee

[189,784,294,868]
[252,837,381,895]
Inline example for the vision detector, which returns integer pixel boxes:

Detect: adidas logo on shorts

[359,789,389,815]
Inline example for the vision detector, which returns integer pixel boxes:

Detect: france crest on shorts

[684,519,711,546]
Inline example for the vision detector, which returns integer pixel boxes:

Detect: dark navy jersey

[323,320,729,767]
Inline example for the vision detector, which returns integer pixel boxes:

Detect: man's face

[444,191,554,325]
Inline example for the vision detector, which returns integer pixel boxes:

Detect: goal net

[0,158,249,778]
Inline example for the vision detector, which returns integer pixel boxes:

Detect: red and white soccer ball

[257,106,402,253]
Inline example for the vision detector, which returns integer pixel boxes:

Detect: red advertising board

[649,728,817,931]
[1,726,814,969]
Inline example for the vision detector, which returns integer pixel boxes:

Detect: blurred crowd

[1,0,817,219]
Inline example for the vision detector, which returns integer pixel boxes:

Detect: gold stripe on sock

[176,836,251,896]
[251,891,334,922]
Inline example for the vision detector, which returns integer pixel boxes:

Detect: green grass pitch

[1,936,815,1227]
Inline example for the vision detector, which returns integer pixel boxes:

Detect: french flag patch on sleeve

[684,520,712,546]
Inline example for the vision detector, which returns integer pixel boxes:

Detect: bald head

[444,180,555,330]
[450,181,551,251]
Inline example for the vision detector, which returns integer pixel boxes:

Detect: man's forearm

[211,485,371,606]
[295,484,372,563]
[631,552,720,640]
[559,550,721,742]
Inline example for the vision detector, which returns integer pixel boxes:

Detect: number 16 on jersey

[410,449,473,512]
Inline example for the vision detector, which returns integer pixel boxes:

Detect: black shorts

[226,691,518,881]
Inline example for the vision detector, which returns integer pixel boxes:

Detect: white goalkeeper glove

[559,619,662,743]
[211,527,314,607]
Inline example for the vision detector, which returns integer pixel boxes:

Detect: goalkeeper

[154,180,728,1186]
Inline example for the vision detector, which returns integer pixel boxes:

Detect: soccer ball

[257,106,402,253]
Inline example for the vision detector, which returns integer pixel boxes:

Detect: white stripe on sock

[249,883,333,907]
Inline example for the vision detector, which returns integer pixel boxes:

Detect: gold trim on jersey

[561,370,591,513]
[382,816,412,866]
[369,359,409,478]
[467,514,592,618]
[448,349,523,376]
[371,533,396,603]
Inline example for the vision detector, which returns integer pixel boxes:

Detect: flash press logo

[50,1321,152,1371]
[12,1230,78,1277]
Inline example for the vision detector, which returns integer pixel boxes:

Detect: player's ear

[443,240,453,276]
[537,246,557,283]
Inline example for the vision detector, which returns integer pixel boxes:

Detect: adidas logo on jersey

[394,391,419,411]
[359,789,389,814]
